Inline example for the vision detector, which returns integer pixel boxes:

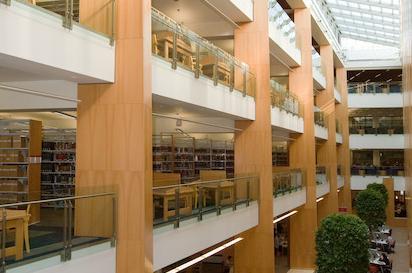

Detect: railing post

[197,187,203,221]
[194,44,200,78]
[63,0,73,29]
[0,209,6,273]
[61,200,68,262]
[110,0,116,46]
[213,56,218,86]
[171,31,177,70]
[111,195,117,247]
[216,182,221,215]
[67,200,73,261]
[232,180,237,211]
[174,188,180,228]
[242,68,247,97]
[229,63,234,92]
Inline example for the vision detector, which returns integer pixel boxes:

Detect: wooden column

[288,8,317,269]
[335,67,351,212]
[316,45,338,221]
[383,178,395,226]
[233,1,274,272]
[76,0,153,272]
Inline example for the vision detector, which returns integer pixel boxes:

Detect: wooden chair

[24,205,31,253]
[152,34,159,55]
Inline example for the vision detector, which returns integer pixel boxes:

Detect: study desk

[154,187,194,221]
[201,62,231,85]
[203,181,235,206]
[0,209,26,260]
[155,32,194,68]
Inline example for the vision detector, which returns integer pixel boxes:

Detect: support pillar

[233,1,274,272]
[76,0,153,272]
[288,8,317,270]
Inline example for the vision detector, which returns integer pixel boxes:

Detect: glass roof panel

[324,0,400,47]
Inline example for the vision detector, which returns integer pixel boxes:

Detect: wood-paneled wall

[316,45,338,222]
[76,0,153,272]
[233,1,274,272]
[288,8,318,270]
[402,0,412,266]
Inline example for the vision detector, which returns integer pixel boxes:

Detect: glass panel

[314,111,327,128]
[153,176,259,228]
[270,79,302,116]
[151,8,256,98]
[316,166,328,185]
[268,0,297,49]
[273,169,304,197]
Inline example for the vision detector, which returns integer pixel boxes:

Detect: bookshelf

[153,135,234,181]
[41,129,76,208]
[272,143,289,166]
[0,119,42,222]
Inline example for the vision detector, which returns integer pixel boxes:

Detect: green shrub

[355,189,386,231]
[316,214,370,273]
[366,183,389,206]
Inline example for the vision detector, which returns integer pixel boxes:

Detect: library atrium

[0,0,411,273]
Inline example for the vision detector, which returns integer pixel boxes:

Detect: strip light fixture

[166,237,244,273]
[273,210,298,224]
[316,197,324,202]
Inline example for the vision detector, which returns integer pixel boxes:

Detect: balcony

[316,166,330,198]
[151,8,256,120]
[337,165,344,189]
[314,110,328,140]
[270,80,304,133]
[334,86,342,104]
[312,49,326,90]
[268,1,301,67]
[351,175,405,191]
[153,176,259,271]
[273,169,306,217]
[0,0,115,83]
[348,82,403,108]
[336,119,343,144]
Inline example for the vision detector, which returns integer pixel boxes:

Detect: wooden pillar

[76,0,153,272]
[316,45,338,221]
[288,8,317,269]
[233,1,274,272]
[335,67,351,212]
[383,178,395,226]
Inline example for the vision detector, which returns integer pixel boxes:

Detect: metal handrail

[0,192,116,209]
[153,175,258,190]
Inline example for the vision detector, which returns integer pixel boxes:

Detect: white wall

[351,175,405,191]
[348,93,403,108]
[0,1,115,83]
[314,124,328,140]
[337,175,344,189]
[269,24,301,67]
[152,57,256,121]
[153,202,258,271]
[0,80,77,110]
[271,107,304,133]
[313,67,326,90]
[334,88,342,103]
[316,182,330,198]
[207,0,253,22]
[273,188,306,217]
[349,134,405,149]
[336,133,343,144]
[153,117,235,135]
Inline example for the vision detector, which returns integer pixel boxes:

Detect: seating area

[368,225,396,273]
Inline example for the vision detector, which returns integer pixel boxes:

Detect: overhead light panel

[273,210,298,224]
[52,111,77,119]
[166,237,244,273]
[316,197,324,203]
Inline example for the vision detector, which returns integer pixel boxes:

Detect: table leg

[14,220,23,260]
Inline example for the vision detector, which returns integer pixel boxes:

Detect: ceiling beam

[338,22,399,36]
[328,4,399,20]
[339,25,399,39]
[341,32,399,47]
[335,18,399,32]
[327,0,399,10]
[332,12,399,28]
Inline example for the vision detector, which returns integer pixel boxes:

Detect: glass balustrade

[348,82,402,94]
[153,176,259,228]
[349,116,404,134]
[270,79,302,116]
[268,0,297,49]
[151,8,256,98]
[273,169,304,197]
[314,111,327,128]
[316,166,328,185]
[312,48,324,76]
[0,189,116,270]
[2,0,115,44]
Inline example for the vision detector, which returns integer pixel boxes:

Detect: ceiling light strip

[316,197,324,202]
[273,210,298,224]
[166,237,244,273]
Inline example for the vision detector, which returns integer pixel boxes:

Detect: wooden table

[203,181,235,206]
[0,209,26,260]
[201,62,231,85]
[155,31,194,68]
[154,187,194,221]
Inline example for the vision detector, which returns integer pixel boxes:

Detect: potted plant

[355,189,386,231]
[316,214,370,273]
